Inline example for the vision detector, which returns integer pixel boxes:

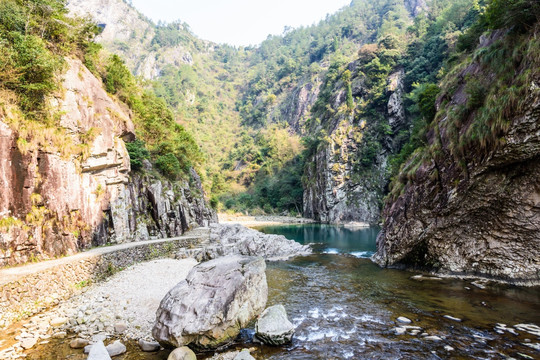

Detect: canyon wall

[0,59,215,266]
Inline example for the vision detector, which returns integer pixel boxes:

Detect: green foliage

[125,139,150,171]
[97,55,203,178]
[417,84,440,122]
[105,55,134,96]
[0,0,99,114]
[484,0,540,32]
[155,153,183,179]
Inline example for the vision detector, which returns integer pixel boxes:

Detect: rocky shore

[217,214,315,227]
[0,224,306,359]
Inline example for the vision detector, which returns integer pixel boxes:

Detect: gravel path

[57,258,199,340]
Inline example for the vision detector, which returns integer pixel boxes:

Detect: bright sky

[130,0,351,46]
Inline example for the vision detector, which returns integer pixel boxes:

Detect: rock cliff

[374,30,540,285]
[303,65,405,224]
[0,59,215,266]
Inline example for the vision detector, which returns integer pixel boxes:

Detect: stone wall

[0,236,204,328]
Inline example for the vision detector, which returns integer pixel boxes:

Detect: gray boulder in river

[255,304,295,345]
[152,255,268,350]
[177,223,311,261]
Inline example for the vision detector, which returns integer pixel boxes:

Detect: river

[252,224,540,359]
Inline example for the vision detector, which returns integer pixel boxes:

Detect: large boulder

[177,224,310,261]
[153,255,268,350]
[255,305,295,345]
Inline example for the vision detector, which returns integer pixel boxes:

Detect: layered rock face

[303,67,405,224]
[153,255,268,350]
[374,40,540,285]
[0,59,215,266]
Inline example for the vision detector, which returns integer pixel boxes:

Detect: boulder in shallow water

[153,255,268,350]
[105,341,126,356]
[255,304,294,345]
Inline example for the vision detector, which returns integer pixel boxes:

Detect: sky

[130,0,351,47]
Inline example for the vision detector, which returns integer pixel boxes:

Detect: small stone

[20,338,37,350]
[138,339,160,352]
[106,341,126,357]
[113,322,127,334]
[424,335,442,341]
[168,346,196,360]
[393,327,407,335]
[70,338,89,349]
[471,281,486,289]
[92,334,107,343]
[234,349,256,360]
[52,331,67,339]
[443,315,461,322]
[444,345,454,351]
[397,316,412,324]
[50,317,68,327]
[88,341,111,360]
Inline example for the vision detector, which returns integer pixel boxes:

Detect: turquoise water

[256,223,380,258]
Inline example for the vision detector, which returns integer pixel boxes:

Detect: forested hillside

[64,0,539,227]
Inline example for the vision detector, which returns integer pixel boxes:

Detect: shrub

[155,153,182,179]
[125,139,150,171]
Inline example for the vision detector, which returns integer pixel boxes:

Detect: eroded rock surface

[0,59,216,266]
[153,255,268,350]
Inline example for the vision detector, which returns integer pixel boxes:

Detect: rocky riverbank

[0,258,197,359]
[217,214,315,227]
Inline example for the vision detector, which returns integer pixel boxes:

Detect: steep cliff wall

[374,29,540,285]
[0,59,215,266]
[303,64,405,224]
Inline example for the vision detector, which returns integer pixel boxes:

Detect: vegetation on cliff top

[0,0,203,181]
[387,0,540,201]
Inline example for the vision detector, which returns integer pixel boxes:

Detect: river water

[252,224,540,359]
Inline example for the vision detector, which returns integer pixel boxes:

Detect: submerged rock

[153,255,268,350]
[234,349,256,360]
[397,316,412,324]
[255,305,295,345]
[138,339,160,352]
[177,224,310,261]
[70,338,90,349]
